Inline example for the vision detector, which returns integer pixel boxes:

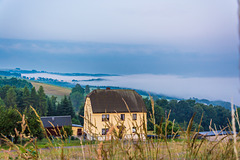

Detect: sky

[0,0,239,102]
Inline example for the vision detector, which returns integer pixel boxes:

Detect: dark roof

[41,115,72,128]
[198,130,235,136]
[87,89,147,113]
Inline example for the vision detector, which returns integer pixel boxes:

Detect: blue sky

[0,0,238,77]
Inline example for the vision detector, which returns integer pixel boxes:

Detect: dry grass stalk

[231,100,238,160]
[97,142,103,160]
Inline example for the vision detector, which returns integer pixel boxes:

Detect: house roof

[72,124,83,128]
[41,115,72,128]
[87,89,147,113]
[198,130,235,136]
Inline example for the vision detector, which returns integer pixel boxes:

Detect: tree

[0,106,21,143]
[0,85,11,100]
[30,87,38,108]
[85,85,90,94]
[22,86,30,108]
[37,86,47,116]
[68,96,75,118]
[47,96,57,116]
[156,99,168,108]
[5,87,17,108]
[58,96,75,117]
[78,104,84,125]
[24,107,44,140]
[60,126,73,137]
[70,92,84,111]
[71,84,84,95]
[143,98,153,131]
[156,121,179,136]
[70,84,85,111]
[154,104,164,125]
[0,97,5,107]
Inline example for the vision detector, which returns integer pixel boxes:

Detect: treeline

[0,71,21,77]
[0,84,88,123]
[0,77,91,122]
[144,98,231,131]
[0,77,32,88]
[0,78,90,143]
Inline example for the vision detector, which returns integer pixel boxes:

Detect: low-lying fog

[22,73,240,105]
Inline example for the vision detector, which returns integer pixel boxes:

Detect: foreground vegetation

[0,104,240,160]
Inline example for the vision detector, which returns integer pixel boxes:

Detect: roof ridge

[41,115,71,118]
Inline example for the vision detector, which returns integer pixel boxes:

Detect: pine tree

[37,86,47,116]
[22,86,30,108]
[58,96,68,115]
[30,87,38,108]
[47,97,53,116]
[68,96,75,118]
[47,96,57,116]
[58,96,74,117]
[85,85,90,94]
[5,87,17,108]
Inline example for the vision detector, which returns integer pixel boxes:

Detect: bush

[60,126,73,137]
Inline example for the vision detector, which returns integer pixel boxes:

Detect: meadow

[0,103,240,160]
[31,81,71,101]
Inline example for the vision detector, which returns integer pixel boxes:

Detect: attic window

[120,114,125,121]
[102,114,109,121]
[132,114,137,120]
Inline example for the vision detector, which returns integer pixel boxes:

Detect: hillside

[31,81,71,98]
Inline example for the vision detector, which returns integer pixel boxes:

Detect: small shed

[41,115,72,136]
[72,124,83,136]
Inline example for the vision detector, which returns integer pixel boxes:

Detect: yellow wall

[83,97,147,139]
[84,97,93,135]
[72,126,83,136]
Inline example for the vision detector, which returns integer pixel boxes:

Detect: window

[133,114,137,120]
[132,127,136,133]
[120,114,125,121]
[102,128,109,135]
[102,114,109,121]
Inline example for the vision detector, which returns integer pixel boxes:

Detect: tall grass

[1,101,240,160]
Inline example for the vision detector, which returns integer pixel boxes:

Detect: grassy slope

[31,81,71,101]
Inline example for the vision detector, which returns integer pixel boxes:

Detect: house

[72,124,83,136]
[197,130,236,142]
[41,115,72,136]
[83,88,147,140]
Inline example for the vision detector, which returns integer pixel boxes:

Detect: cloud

[0,39,179,55]
[0,0,237,54]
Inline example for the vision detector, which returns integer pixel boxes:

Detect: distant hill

[2,68,235,110]
[6,68,118,77]
[192,98,236,110]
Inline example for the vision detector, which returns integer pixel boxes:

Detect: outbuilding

[41,115,72,136]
